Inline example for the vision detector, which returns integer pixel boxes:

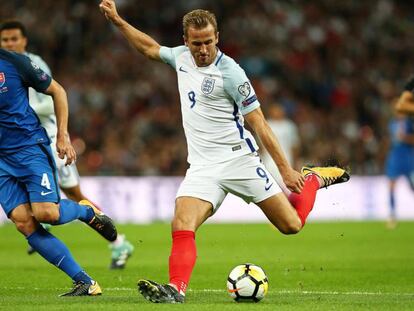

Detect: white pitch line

[189,289,414,297]
[2,287,413,297]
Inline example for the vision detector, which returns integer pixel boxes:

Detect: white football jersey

[160,46,260,165]
[25,52,57,139]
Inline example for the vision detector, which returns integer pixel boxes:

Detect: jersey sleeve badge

[0,72,5,87]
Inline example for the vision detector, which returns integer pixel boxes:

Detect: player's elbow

[45,79,67,99]
[142,45,161,61]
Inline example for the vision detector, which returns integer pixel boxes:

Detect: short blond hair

[183,9,218,38]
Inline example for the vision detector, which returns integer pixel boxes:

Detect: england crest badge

[201,77,215,94]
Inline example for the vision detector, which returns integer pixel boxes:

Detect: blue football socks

[389,190,396,218]
[55,199,95,225]
[27,226,92,284]
[73,271,93,285]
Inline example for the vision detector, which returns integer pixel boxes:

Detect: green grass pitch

[0,221,413,310]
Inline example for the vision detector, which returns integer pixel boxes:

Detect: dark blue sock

[55,199,94,224]
[26,226,91,283]
[73,271,93,285]
[389,190,396,218]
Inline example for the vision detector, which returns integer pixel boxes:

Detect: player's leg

[387,179,397,229]
[385,153,399,229]
[258,166,349,233]
[169,196,213,290]
[19,144,116,241]
[257,192,303,234]
[9,203,101,296]
[0,171,101,297]
[64,187,135,270]
[257,170,325,233]
[233,155,349,233]
[138,169,223,303]
[138,197,213,303]
[30,200,117,242]
[61,185,134,269]
[59,160,133,268]
[223,153,315,233]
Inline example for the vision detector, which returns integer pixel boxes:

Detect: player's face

[0,29,27,53]
[185,24,218,67]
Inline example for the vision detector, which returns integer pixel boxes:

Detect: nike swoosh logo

[88,281,99,295]
[265,183,273,191]
[41,190,53,196]
[179,66,188,73]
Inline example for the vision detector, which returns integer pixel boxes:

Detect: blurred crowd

[2,0,413,176]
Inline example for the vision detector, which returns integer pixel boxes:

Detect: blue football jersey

[0,48,51,151]
[385,116,414,178]
[389,117,414,151]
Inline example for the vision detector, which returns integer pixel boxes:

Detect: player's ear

[183,35,188,46]
[215,31,219,44]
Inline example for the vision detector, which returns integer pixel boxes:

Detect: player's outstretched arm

[395,91,414,114]
[99,0,161,61]
[44,79,76,165]
[244,108,305,193]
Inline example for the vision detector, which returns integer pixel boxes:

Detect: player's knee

[33,206,60,223]
[14,219,37,236]
[278,220,302,235]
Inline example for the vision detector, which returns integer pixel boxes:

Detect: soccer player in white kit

[0,21,134,269]
[100,0,350,303]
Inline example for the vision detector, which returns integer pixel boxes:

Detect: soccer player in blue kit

[385,79,414,228]
[0,48,118,296]
[0,20,134,269]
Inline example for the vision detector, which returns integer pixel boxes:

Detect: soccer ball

[226,263,269,302]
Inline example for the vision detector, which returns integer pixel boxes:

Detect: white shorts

[261,152,289,193]
[176,152,282,212]
[50,138,80,189]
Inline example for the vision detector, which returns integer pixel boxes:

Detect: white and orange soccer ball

[226,263,269,302]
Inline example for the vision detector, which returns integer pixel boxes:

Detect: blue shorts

[0,144,60,217]
[385,149,414,179]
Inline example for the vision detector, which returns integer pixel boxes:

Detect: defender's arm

[43,80,76,165]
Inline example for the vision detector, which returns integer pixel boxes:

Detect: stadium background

[3,0,413,176]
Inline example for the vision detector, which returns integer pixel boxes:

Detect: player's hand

[56,133,77,166]
[280,167,305,194]
[99,0,122,26]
